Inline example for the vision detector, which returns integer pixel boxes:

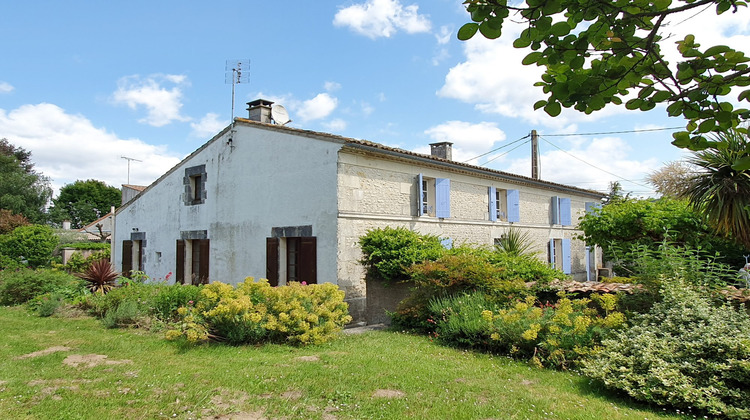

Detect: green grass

[0,306,688,420]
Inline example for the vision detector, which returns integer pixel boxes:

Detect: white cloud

[111,74,191,127]
[323,118,347,132]
[435,25,452,45]
[324,81,342,92]
[190,113,228,138]
[423,121,506,164]
[0,103,182,195]
[502,136,658,194]
[333,0,431,39]
[295,93,338,121]
[0,82,13,94]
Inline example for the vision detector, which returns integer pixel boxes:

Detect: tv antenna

[225,59,250,120]
[121,156,142,185]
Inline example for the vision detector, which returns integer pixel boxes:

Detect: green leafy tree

[578,197,747,268]
[0,224,59,268]
[459,0,750,154]
[49,179,121,229]
[685,128,750,248]
[0,138,52,223]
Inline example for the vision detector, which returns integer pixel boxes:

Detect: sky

[1,0,749,198]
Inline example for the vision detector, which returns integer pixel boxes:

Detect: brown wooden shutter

[137,240,144,271]
[266,237,279,287]
[198,239,210,284]
[300,237,317,285]
[122,240,133,278]
[176,240,185,284]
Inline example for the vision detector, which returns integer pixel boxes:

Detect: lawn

[0,306,687,420]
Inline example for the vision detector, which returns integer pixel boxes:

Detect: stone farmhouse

[113,99,605,323]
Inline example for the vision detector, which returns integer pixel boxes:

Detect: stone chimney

[62,220,71,230]
[430,142,453,160]
[246,99,274,123]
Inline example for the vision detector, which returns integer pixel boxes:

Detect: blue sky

[2,0,749,197]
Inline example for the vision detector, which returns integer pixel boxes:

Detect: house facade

[113,100,604,322]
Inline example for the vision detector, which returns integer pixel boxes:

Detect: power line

[463,134,530,163]
[544,126,684,137]
[482,138,532,166]
[539,136,652,189]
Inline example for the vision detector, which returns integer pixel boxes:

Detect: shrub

[429,291,626,369]
[359,227,445,282]
[30,292,66,317]
[494,227,536,256]
[583,278,750,418]
[167,279,352,346]
[0,224,59,268]
[84,282,156,318]
[392,246,563,332]
[102,300,146,328]
[57,249,111,273]
[0,269,81,305]
[151,284,202,321]
[77,259,119,294]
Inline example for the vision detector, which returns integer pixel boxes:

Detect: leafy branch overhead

[459,0,750,158]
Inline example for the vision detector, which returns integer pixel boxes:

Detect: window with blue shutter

[551,196,560,224]
[549,238,572,274]
[417,173,425,216]
[562,238,571,274]
[559,198,572,226]
[551,196,572,226]
[507,189,520,222]
[488,186,497,221]
[435,178,450,218]
[585,201,602,214]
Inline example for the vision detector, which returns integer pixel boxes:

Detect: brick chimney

[246,99,274,123]
[430,142,453,160]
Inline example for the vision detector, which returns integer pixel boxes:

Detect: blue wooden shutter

[559,198,572,226]
[435,178,450,218]
[585,201,602,214]
[417,173,424,216]
[562,238,571,274]
[488,186,497,221]
[549,239,556,268]
[551,196,559,224]
[507,189,520,222]
[441,237,453,249]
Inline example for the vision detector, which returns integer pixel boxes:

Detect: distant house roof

[122,184,147,192]
[78,212,112,233]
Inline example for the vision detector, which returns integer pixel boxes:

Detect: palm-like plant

[495,227,536,256]
[77,259,120,294]
[686,129,750,249]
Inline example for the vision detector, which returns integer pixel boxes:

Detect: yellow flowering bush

[166,278,351,346]
[428,291,627,369]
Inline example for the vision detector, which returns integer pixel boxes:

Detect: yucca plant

[77,259,120,294]
[494,227,536,257]
[686,128,750,249]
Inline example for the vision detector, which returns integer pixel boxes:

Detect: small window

[417,174,450,217]
[551,196,572,226]
[489,187,520,222]
[184,165,207,206]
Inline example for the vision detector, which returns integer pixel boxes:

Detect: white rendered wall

[114,122,341,286]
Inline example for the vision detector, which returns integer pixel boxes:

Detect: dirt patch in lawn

[210,412,267,420]
[372,389,406,398]
[294,355,320,362]
[15,346,71,360]
[62,354,132,368]
[280,389,303,400]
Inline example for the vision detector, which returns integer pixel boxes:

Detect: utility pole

[531,129,540,179]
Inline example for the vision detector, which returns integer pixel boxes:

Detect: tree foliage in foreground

[577,197,747,268]
[459,0,750,156]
